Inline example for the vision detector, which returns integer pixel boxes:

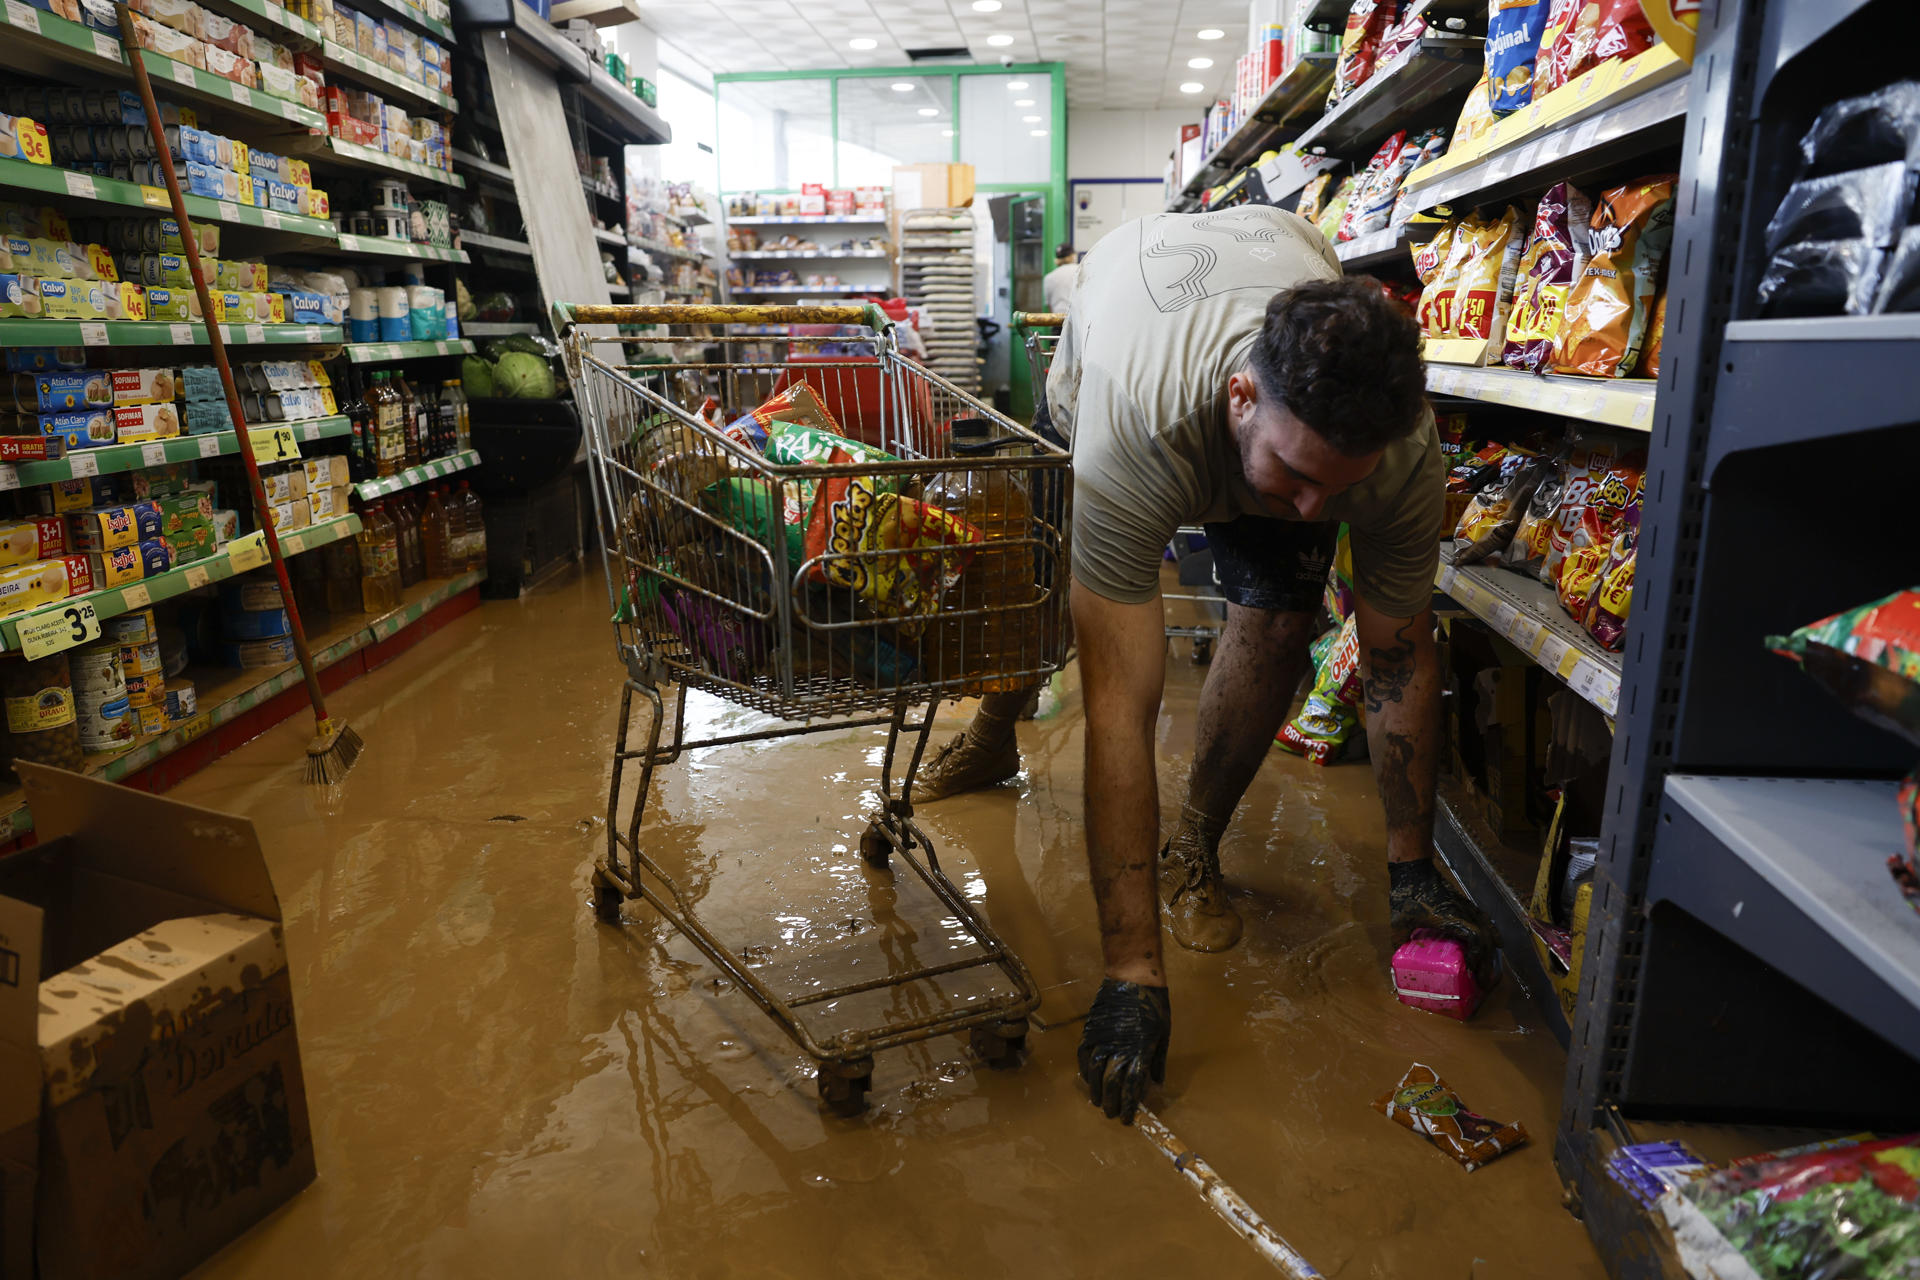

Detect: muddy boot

[1157,804,1242,953]
[913,714,1020,802]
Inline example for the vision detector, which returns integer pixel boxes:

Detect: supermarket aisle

[177,568,1599,1279]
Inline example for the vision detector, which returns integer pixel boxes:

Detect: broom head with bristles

[306,716,364,785]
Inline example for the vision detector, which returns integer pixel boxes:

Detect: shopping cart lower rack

[556,302,1074,1114]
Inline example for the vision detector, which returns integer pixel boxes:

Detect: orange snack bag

[1553,175,1678,377]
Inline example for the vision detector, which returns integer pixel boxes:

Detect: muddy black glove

[1077,978,1171,1125]
[1389,858,1499,986]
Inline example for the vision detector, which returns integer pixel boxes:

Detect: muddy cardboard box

[0,761,314,1280]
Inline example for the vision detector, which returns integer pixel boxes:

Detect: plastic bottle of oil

[369,373,404,478]
[422,484,454,578]
[392,371,422,470]
[358,501,400,612]
[455,480,486,573]
[922,419,1036,689]
[323,536,362,614]
[391,489,424,587]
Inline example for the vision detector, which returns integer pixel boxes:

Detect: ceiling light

[1022,114,1040,122]
[942,129,956,137]
[986,33,1013,46]
[1179,81,1205,94]
[1197,28,1224,40]
[848,37,876,50]
[918,107,939,116]
[1007,80,1029,90]
[891,82,915,91]
[1014,98,1035,106]
[1030,129,1048,137]
[971,0,1001,9]
[1187,57,1213,69]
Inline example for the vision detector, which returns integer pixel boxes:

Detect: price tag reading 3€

[18,600,101,661]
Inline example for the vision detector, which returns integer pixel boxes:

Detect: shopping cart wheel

[816,1056,875,1116]
[859,820,892,869]
[1192,637,1213,664]
[590,871,623,923]
[968,1016,1029,1070]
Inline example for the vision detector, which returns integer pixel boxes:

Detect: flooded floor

[178,568,1602,1279]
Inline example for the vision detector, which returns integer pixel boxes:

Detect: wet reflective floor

[180,569,1603,1279]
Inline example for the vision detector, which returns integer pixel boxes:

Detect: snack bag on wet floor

[1277,612,1363,765]
[1374,1063,1529,1171]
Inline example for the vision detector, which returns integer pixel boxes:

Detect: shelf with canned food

[350,446,476,500]
[1426,364,1656,431]
[329,233,469,263]
[0,512,361,653]
[0,318,342,346]
[342,338,473,363]
[288,135,464,189]
[0,156,337,238]
[1400,51,1689,215]
[321,39,458,114]
[1,416,350,492]
[1435,547,1622,717]
[1295,32,1483,156]
[0,564,482,844]
[0,2,326,131]
[361,0,452,43]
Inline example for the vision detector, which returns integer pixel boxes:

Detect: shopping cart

[555,302,1073,1114]
[1013,312,1225,662]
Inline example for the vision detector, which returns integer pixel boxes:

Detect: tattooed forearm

[1363,618,1418,714]
[1374,729,1432,834]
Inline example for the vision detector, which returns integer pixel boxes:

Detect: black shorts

[1203,517,1337,614]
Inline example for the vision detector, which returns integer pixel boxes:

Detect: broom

[118,7,363,784]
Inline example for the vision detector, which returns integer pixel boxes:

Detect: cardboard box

[890,162,975,212]
[0,762,315,1280]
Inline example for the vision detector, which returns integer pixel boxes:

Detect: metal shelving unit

[1176,51,1337,204]
[1549,5,1920,1275]
[1295,34,1483,156]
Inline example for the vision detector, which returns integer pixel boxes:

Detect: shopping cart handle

[551,301,895,334]
[1012,312,1066,331]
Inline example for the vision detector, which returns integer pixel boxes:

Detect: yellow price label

[1557,648,1583,680]
[248,425,300,462]
[226,530,269,571]
[17,599,100,661]
[178,710,212,741]
[141,184,170,208]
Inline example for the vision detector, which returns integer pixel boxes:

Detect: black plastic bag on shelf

[1873,225,1920,311]
[1798,81,1920,175]
[1755,238,1885,317]
[1763,161,1910,255]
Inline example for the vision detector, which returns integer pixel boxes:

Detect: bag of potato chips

[1486,0,1551,115]
[1448,205,1525,347]
[1420,215,1484,336]
[1553,175,1678,377]
[1502,181,1594,371]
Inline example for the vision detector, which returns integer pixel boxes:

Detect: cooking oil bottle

[422,484,454,578]
[922,419,1036,690]
[358,500,400,612]
[455,481,486,573]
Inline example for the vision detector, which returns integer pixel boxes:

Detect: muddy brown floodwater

[176,569,1603,1279]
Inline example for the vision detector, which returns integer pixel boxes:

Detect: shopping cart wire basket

[555,302,1073,1113]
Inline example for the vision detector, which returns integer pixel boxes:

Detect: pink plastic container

[1391,929,1486,1020]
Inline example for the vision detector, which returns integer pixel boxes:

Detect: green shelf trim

[2,416,349,491]
[351,447,478,500]
[0,318,341,346]
[334,233,469,262]
[0,513,361,652]
[342,338,474,363]
[322,40,458,112]
[0,156,335,237]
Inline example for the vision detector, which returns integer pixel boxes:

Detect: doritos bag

[1642,288,1667,376]
[1449,204,1525,345]
[1553,175,1677,377]
[1486,0,1552,115]
[1502,181,1594,371]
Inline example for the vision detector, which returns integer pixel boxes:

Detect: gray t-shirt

[1047,204,1441,619]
